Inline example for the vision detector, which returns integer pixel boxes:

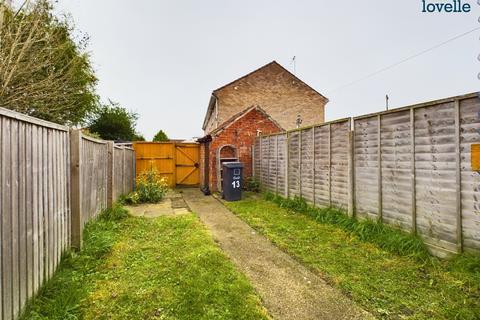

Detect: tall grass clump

[99,202,129,221]
[264,192,430,260]
[20,203,128,319]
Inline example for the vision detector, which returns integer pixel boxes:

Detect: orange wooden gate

[133,142,200,187]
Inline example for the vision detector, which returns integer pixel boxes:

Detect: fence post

[107,141,114,208]
[312,126,316,206]
[347,124,354,217]
[252,144,256,178]
[69,129,82,250]
[299,130,302,198]
[286,132,290,198]
[377,115,383,221]
[454,99,463,253]
[267,137,271,191]
[131,149,136,191]
[275,135,279,195]
[259,137,262,188]
[328,124,332,206]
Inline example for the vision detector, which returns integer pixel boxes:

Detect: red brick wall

[205,107,282,192]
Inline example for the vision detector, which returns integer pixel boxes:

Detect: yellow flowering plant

[122,168,169,204]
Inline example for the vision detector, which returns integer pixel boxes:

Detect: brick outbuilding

[198,106,282,193]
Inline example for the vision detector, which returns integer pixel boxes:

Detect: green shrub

[264,192,430,260]
[244,177,261,192]
[118,192,140,205]
[132,168,169,203]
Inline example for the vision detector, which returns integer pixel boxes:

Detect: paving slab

[182,188,373,320]
[126,200,173,217]
[126,190,191,218]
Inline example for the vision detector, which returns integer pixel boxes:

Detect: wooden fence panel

[380,110,413,231]
[255,119,350,207]
[260,137,270,191]
[81,137,108,224]
[330,120,350,209]
[414,102,457,253]
[288,131,300,197]
[277,134,287,196]
[253,92,479,257]
[124,148,136,194]
[0,108,70,320]
[460,96,480,252]
[267,135,277,193]
[253,139,261,180]
[354,116,380,219]
[113,146,124,201]
[1,115,12,319]
[111,146,135,202]
[313,124,330,207]
[300,128,314,203]
[0,108,136,319]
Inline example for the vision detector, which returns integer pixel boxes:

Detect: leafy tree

[153,130,169,142]
[0,0,98,125]
[133,133,146,141]
[81,128,101,139]
[89,101,140,141]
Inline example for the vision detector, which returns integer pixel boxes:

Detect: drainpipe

[197,135,212,195]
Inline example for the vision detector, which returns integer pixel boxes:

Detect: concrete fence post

[69,129,83,250]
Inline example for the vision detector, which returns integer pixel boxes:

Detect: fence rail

[0,107,136,320]
[254,92,480,257]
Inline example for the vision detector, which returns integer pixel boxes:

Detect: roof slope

[202,61,328,130]
[213,61,328,100]
[209,105,283,136]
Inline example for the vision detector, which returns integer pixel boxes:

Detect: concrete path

[126,190,191,218]
[182,188,373,320]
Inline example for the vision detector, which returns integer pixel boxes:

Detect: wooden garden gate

[133,142,200,187]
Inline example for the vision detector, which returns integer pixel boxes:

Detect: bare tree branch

[0,0,98,125]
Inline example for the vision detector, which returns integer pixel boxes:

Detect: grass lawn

[21,205,269,320]
[225,193,480,320]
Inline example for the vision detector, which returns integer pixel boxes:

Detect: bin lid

[222,161,244,168]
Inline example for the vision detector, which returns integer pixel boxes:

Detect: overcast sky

[53,0,479,140]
